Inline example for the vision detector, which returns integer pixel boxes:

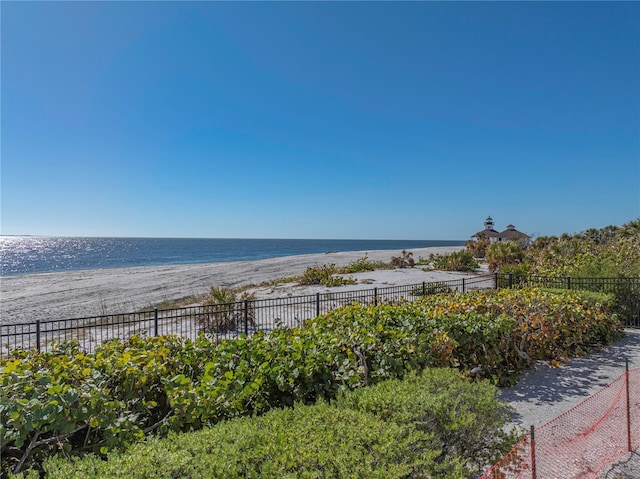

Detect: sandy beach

[0,246,466,325]
[2,245,639,476]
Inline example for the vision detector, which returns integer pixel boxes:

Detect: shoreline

[0,246,465,325]
[0,237,466,278]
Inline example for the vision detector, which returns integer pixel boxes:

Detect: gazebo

[472,217,530,245]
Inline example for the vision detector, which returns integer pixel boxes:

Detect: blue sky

[2,1,639,240]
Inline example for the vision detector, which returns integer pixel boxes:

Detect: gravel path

[499,328,640,478]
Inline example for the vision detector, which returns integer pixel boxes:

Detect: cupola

[484,216,495,231]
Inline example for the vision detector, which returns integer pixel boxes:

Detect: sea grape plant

[0,288,622,476]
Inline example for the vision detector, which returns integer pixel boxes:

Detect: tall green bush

[36,369,516,479]
[524,219,640,277]
[336,368,520,476]
[38,403,433,479]
[466,234,490,258]
[432,250,479,271]
[486,241,525,272]
[1,288,621,476]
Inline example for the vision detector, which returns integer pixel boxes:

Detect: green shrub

[336,368,520,476]
[524,219,640,277]
[413,289,622,374]
[0,338,179,475]
[41,401,439,479]
[298,264,355,287]
[499,263,531,276]
[486,241,526,273]
[338,254,390,274]
[1,288,621,476]
[0,335,209,475]
[466,234,490,258]
[161,327,363,431]
[40,369,520,479]
[199,288,256,334]
[207,286,237,305]
[432,250,479,271]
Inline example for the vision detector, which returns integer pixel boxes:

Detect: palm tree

[619,219,640,238]
[486,241,525,272]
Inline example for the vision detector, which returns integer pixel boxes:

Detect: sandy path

[0,246,464,325]
[501,329,640,429]
[500,329,640,478]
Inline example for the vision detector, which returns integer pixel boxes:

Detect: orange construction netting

[480,367,640,479]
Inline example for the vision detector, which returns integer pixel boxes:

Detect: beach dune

[1,246,466,325]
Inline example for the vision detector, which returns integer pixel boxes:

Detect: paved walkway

[498,329,640,478]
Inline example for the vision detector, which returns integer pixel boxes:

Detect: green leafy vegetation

[485,241,526,273]
[466,233,490,259]
[338,253,391,274]
[297,254,396,287]
[198,287,256,333]
[29,369,515,479]
[432,250,479,272]
[465,218,640,278]
[298,263,356,287]
[525,220,640,277]
[1,288,620,476]
[36,403,431,479]
[336,368,520,475]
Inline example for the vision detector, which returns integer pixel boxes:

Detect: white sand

[0,246,466,325]
[3,245,638,475]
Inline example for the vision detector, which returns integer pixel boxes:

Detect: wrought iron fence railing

[2,273,638,358]
[496,274,640,328]
[0,274,495,357]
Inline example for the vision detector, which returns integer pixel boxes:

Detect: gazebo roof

[471,218,530,241]
[473,229,501,238]
[499,228,530,239]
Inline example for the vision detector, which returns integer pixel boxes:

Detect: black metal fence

[2,273,638,358]
[0,275,495,357]
[496,274,640,328]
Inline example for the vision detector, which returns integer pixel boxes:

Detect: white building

[472,217,531,245]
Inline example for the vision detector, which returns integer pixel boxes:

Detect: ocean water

[0,237,465,277]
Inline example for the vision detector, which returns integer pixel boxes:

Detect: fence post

[244,300,249,336]
[626,359,632,452]
[316,293,320,317]
[509,273,513,288]
[530,425,537,479]
[36,320,41,352]
[374,288,378,307]
[494,272,498,290]
[154,308,158,337]
[567,277,571,290]
[462,278,466,293]
[422,281,426,296]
